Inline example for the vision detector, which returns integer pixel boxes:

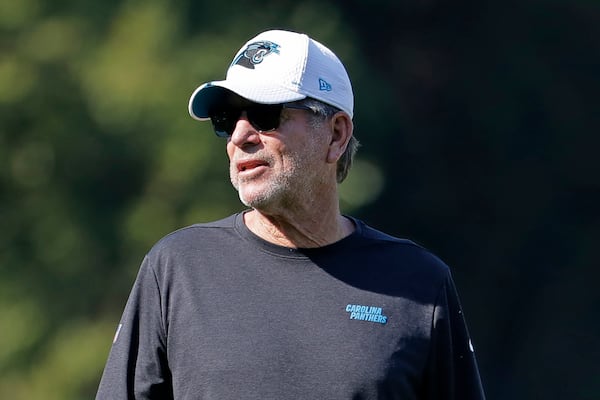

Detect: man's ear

[326,112,354,164]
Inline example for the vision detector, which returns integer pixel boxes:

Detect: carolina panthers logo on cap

[231,41,280,69]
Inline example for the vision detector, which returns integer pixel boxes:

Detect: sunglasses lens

[210,110,240,138]
[209,104,284,137]
[246,104,283,132]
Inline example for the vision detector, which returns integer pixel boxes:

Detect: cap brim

[188,80,306,121]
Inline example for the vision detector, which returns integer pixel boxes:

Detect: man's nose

[229,111,260,146]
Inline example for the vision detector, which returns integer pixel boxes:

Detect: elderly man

[96,29,485,400]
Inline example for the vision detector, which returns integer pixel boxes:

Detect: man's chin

[239,189,286,212]
[238,190,270,209]
[237,180,290,210]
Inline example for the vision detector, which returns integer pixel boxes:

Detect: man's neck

[243,207,355,249]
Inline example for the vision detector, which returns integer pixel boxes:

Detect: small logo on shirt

[345,304,388,325]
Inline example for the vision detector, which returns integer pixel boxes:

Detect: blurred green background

[1,0,598,398]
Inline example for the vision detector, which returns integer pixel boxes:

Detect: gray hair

[295,98,360,183]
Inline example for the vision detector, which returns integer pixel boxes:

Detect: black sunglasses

[209,103,313,138]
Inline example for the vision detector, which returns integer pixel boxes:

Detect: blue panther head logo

[231,41,280,69]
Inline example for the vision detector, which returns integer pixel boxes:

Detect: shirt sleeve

[422,273,486,400]
[96,256,173,400]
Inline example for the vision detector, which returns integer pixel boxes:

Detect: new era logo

[319,78,332,91]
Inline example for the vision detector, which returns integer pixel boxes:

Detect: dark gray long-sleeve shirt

[96,213,485,399]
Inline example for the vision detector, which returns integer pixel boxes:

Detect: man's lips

[236,159,269,172]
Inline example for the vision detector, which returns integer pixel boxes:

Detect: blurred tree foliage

[0,0,598,399]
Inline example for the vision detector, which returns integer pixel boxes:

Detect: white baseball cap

[188,29,354,121]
